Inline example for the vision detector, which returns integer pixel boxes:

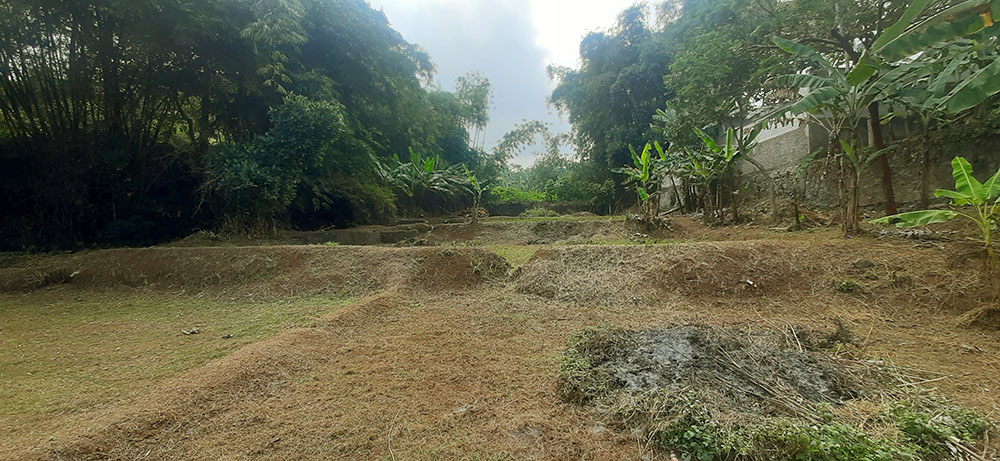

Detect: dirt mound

[516,242,826,304]
[514,240,994,309]
[427,220,639,245]
[0,246,508,297]
[31,293,409,460]
[559,325,991,459]
[41,326,336,460]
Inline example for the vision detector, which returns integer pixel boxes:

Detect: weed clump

[558,326,991,460]
[521,207,558,218]
[835,277,864,293]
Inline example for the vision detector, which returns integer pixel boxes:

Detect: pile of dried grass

[559,324,993,460]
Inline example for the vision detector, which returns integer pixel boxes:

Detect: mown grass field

[0,291,348,432]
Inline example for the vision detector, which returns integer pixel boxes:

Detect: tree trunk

[471,195,479,224]
[835,139,849,236]
[702,186,714,225]
[919,129,931,209]
[793,200,801,230]
[868,102,896,215]
[669,176,683,210]
[742,153,778,222]
[845,169,861,235]
[729,169,740,224]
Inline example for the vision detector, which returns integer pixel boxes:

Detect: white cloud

[529,0,634,69]
[367,0,635,166]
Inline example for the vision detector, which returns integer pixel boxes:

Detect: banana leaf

[871,210,959,227]
[880,0,1000,61]
[848,0,936,84]
[788,86,840,114]
[934,188,975,206]
[774,73,837,89]
[950,157,988,202]
[693,127,719,152]
[629,145,642,169]
[772,36,839,76]
[941,56,1000,114]
[983,166,1000,199]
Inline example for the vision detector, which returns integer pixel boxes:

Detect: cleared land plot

[1,220,998,459]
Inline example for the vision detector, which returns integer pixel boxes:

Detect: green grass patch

[487,245,540,267]
[483,215,625,223]
[0,292,349,426]
[835,277,864,293]
[584,238,692,246]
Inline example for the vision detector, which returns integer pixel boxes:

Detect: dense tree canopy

[0,0,485,248]
[4,0,999,248]
[549,6,672,171]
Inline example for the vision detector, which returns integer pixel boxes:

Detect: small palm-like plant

[613,141,665,222]
[873,157,999,274]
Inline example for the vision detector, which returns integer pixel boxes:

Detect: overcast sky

[368,0,637,166]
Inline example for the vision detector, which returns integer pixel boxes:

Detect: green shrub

[207,95,348,231]
[835,277,864,293]
[891,401,990,458]
[488,186,546,203]
[521,207,558,217]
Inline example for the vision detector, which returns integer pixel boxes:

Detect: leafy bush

[891,401,990,458]
[488,186,546,203]
[291,175,396,228]
[521,207,558,217]
[206,95,348,231]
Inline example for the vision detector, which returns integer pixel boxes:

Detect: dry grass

[1,219,999,459]
[0,291,350,453]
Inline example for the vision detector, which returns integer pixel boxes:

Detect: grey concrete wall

[661,117,1000,211]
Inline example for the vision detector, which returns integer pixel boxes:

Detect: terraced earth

[1,217,998,459]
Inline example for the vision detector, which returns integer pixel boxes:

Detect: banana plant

[839,141,897,233]
[848,0,1000,88]
[772,36,918,234]
[687,127,740,224]
[872,157,999,272]
[373,147,468,213]
[847,0,1000,116]
[886,44,985,207]
[464,166,487,224]
[612,141,665,222]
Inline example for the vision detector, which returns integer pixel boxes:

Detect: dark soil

[565,326,859,412]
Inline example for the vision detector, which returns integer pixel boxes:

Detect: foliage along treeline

[550,0,1000,233]
[0,0,496,248]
